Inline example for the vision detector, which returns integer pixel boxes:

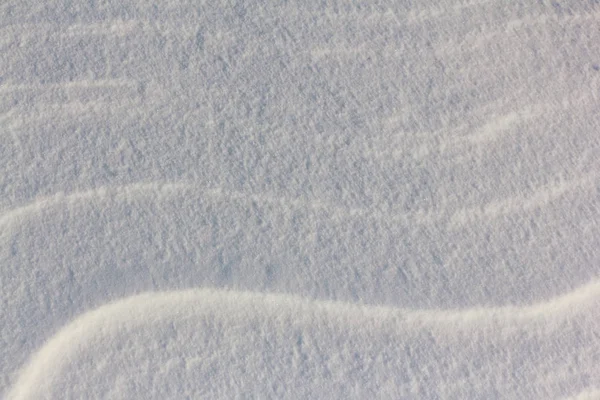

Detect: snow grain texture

[1,0,600,398]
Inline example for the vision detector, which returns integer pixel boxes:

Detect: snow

[1,0,600,398]
[8,287,600,399]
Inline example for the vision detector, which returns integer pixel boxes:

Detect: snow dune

[2,0,600,397]
[8,284,600,399]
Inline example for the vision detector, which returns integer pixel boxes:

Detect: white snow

[7,286,600,399]
[1,0,600,398]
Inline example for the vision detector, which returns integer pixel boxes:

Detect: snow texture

[1,0,600,398]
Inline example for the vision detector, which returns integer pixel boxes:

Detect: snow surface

[1,0,600,398]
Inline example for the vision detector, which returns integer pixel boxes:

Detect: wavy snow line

[1,170,596,238]
[62,20,140,37]
[0,182,361,232]
[2,180,598,324]
[403,0,493,24]
[7,280,600,399]
[449,172,598,228]
[0,79,137,93]
[399,175,594,229]
[376,94,595,163]
[566,389,600,400]
[0,182,190,231]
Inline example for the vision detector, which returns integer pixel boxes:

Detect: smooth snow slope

[1,0,600,398]
[7,287,600,399]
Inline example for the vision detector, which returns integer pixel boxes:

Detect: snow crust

[1,0,600,398]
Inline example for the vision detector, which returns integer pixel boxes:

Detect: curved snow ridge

[0,182,190,231]
[8,284,600,399]
[567,389,600,400]
[2,169,596,236]
[0,182,391,231]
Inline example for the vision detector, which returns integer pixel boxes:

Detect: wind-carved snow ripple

[7,286,600,399]
[1,181,599,396]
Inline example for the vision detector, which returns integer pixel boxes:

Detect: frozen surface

[1,0,600,398]
[7,287,600,399]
